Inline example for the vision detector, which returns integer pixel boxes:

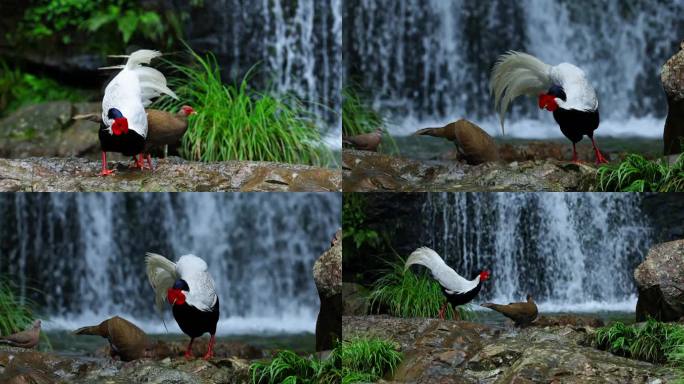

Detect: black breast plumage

[172,298,220,338]
[553,108,600,143]
[441,281,483,307]
[99,123,146,156]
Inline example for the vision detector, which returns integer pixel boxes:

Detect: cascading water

[185,0,342,143]
[0,193,341,334]
[344,0,684,137]
[421,193,651,311]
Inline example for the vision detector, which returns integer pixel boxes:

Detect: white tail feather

[145,253,178,312]
[490,51,552,134]
[405,247,478,294]
[124,49,162,70]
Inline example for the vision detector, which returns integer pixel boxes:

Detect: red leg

[571,143,579,163]
[590,136,608,164]
[438,302,447,320]
[184,338,194,360]
[203,334,215,360]
[146,154,154,170]
[99,152,114,176]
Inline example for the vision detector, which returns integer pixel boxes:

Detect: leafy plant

[17,0,183,52]
[595,319,684,364]
[0,277,50,349]
[151,47,330,165]
[342,84,398,154]
[342,193,380,250]
[249,337,402,384]
[597,153,684,192]
[369,255,474,320]
[0,61,91,116]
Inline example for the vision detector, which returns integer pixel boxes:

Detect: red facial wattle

[480,270,491,281]
[167,288,186,306]
[538,94,558,112]
[111,117,129,135]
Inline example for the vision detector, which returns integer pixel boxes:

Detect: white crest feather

[405,247,479,294]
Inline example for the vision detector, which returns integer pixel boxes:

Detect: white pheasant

[490,51,607,163]
[405,247,490,319]
[145,253,219,360]
[98,50,178,175]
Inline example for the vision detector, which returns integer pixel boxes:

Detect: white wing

[404,247,479,294]
[176,254,218,312]
[549,63,598,112]
[145,252,178,312]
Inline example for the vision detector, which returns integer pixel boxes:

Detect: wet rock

[343,315,679,383]
[343,149,596,192]
[0,157,341,192]
[533,314,604,328]
[314,229,342,351]
[662,41,684,155]
[634,239,684,321]
[342,282,369,316]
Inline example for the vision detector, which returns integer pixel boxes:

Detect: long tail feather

[145,253,178,313]
[490,51,552,134]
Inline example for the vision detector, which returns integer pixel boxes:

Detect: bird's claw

[99,169,115,176]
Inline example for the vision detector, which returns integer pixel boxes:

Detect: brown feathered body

[343,128,383,151]
[74,316,153,361]
[144,109,190,152]
[481,295,538,326]
[0,320,41,349]
[414,119,499,164]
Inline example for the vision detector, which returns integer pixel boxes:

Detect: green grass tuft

[152,46,331,166]
[249,337,402,383]
[342,84,398,154]
[595,319,684,365]
[597,153,684,192]
[369,256,474,320]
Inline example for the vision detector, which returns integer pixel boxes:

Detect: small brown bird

[0,320,41,349]
[73,105,195,169]
[414,119,499,164]
[343,128,383,152]
[481,295,538,326]
[74,316,155,361]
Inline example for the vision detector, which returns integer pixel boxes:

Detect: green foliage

[597,153,684,192]
[151,47,330,165]
[342,84,398,154]
[342,84,384,137]
[0,277,49,349]
[341,337,402,382]
[249,337,402,384]
[18,0,177,51]
[0,61,90,116]
[595,319,684,365]
[342,193,380,250]
[369,256,474,320]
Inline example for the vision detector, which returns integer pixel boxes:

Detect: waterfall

[344,0,684,137]
[0,193,341,334]
[185,0,342,142]
[421,193,651,311]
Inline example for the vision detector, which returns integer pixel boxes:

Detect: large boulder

[662,41,684,155]
[634,239,684,321]
[0,102,100,158]
[313,229,342,351]
[343,315,679,383]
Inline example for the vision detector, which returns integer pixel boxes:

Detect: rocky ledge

[0,344,252,384]
[0,156,341,192]
[343,149,597,192]
[343,315,679,383]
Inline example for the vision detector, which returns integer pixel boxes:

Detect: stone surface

[634,239,684,321]
[314,229,343,351]
[0,157,341,192]
[343,149,597,192]
[0,102,100,158]
[661,41,684,155]
[344,315,680,383]
[342,282,370,316]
